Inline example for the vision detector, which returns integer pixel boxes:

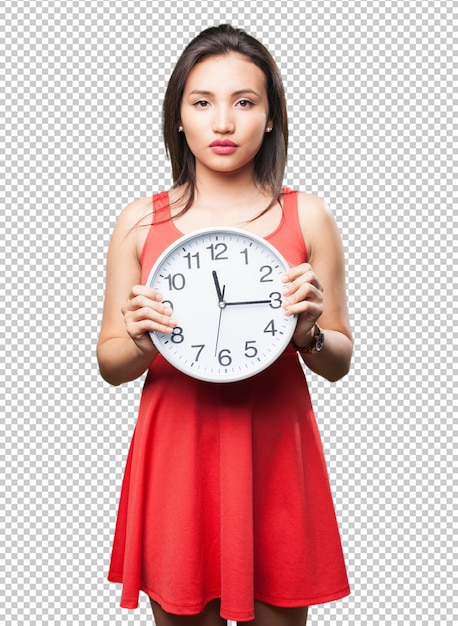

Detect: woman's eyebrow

[232,89,261,98]
[187,89,261,97]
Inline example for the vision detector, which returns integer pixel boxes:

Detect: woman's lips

[209,140,238,155]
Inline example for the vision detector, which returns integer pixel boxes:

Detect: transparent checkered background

[1,0,457,624]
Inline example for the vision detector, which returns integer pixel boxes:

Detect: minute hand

[225,299,272,306]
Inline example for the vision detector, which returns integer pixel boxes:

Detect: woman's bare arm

[96,199,177,386]
[282,193,353,382]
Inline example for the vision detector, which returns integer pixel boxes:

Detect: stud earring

[178,126,184,132]
[266,127,273,133]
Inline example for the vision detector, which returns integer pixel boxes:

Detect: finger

[282,265,322,292]
[132,319,177,336]
[282,263,312,283]
[287,282,323,305]
[124,293,168,315]
[127,303,177,327]
[130,284,164,302]
[126,310,178,340]
[283,297,323,319]
[282,274,323,301]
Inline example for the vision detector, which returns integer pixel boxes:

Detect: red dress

[107,189,350,621]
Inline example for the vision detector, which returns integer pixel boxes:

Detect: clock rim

[146,226,298,383]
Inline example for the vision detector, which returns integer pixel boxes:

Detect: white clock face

[147,227,297,382]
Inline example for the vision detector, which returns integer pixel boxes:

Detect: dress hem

[108,574,350,619]
[252,585,351,609]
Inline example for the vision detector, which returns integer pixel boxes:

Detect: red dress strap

[267,188,308,267]
[140,192,177,283]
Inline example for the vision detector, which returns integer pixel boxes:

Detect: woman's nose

[212,107,235,134]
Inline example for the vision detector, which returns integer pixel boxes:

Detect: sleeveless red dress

[107,189,350,621]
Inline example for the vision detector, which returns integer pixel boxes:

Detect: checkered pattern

[1,0,457,624]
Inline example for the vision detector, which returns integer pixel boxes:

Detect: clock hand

[214,306,224,356]
[212,270,226,307]
[226,299,272,306]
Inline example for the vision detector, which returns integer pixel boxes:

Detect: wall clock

[147,227,297,382]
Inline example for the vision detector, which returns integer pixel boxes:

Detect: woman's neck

[170,178,281,236]
[192,166,271,213]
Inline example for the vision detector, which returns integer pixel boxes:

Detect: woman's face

[180,52,272,178]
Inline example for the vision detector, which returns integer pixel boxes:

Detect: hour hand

[212,271,226,306]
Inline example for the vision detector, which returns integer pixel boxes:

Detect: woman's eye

[194,100,210,108]
[237,99,254,108]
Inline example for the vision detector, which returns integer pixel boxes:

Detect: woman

[97,24,353,625]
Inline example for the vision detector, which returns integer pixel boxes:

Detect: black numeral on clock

[244,341,258,358]
[165,273,186,290]
[259,265,274,282]
[192,344,205,361]
[263,320,277,336]
[171,327,184,343]
[183,252,200,269]
[269,292,282,308]
[207,243,228,261]
[218,349,232,366]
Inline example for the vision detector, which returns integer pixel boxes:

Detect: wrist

[292,324,325,354]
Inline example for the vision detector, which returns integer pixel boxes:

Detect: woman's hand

[282,263,324,347]
[122,285,177,352]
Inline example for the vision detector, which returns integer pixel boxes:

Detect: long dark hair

[163,24,289,216]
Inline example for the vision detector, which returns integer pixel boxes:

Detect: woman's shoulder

[116,195,155,230]
[293,190,336,226]
[108,196,156,262]
[293,191,341,257]
[294,191,331,216]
